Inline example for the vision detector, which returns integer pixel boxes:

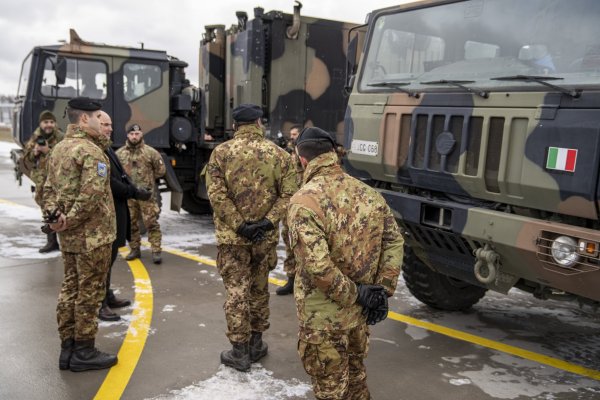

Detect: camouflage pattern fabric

[57,243,112,341]
[117,139,165,251]
[288,150,404,332]
[205,124,298,245]
[217,241,277,343]
[43,124,116,253]
[128,198,162,252]
[281,148,304,277]
[298,324,370,400]
[116,139,166,195]
[280,221,296,278]
[22,127,64,206]
[289,151,402,399]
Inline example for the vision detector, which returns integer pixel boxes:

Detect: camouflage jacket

[206,124,298,245]
[290,146,304,187]
[288,151,404,331]
[43,124,116,253]
[116,139,166,195]
[23,127,64,187]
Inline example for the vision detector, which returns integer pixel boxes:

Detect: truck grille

[406,224,481,256]
[409,113,506,193]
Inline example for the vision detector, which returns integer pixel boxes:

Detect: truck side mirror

[55,57,67,85]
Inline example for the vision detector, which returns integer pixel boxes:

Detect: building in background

[0,95,15,127]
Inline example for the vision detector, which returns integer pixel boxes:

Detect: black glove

[254,218,275,232]
[356,284,386,311]
[134,187,153,201]
[237,222,264,242]
[366,295,389,325]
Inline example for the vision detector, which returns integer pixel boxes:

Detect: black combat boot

[220,342,251,372]
[107,290,131,308]
[98,304,120,321]
[125,247,141,261]
[59,338,74,370]
[249,332,268,362]
[69,340,118,372]
[276,276,295,296]
[39,232,59,253]
[152,251,162,264]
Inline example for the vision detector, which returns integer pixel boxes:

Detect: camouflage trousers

[128,198,161,252]
[298,324,370,400]
[217,241,277,344]
[281,219,296,277]
[56,243,112,341]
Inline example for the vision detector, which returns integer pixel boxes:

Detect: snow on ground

[149,364,312,400]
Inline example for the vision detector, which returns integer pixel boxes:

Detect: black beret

[67,97,102,111]
[39,110,56,122]
[232,103,263,122]
[296,127,335,147]
[127,123,142,133]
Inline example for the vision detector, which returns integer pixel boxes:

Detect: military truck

[12,2,362,213]
[345,0,600,310]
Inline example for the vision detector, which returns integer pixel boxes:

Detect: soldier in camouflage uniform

[277,125,303,296]
[206,103,298,372]
[43,97,118,372]
[117,124,166,264]
[288,127,404,400]
[22,110,64,253]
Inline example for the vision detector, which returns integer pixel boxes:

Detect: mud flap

[160,153,183,212]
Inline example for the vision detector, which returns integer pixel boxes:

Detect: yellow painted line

[141,241,287,286]
[152,243,600,381]
[94,250,154,400]
[0,198,32,207]
[389,311,600,380]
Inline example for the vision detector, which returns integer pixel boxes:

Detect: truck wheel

[402,247,487,311]
[182,190,212,215]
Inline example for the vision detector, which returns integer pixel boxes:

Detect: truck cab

[346,0,600,309]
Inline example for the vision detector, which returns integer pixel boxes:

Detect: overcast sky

[0,0,409,95]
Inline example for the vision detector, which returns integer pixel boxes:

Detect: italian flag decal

[546,147,577,172]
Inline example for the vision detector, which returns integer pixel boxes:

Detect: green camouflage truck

[345,0,600,310]
[12,2,362,213]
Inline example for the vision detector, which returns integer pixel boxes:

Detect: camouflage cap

[127,123,142,133]
[68,97,102,111]
[296,126,335,146]
[232,103,262,122]
[39,110,56,123]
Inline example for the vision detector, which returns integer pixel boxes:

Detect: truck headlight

[551,236,580,267]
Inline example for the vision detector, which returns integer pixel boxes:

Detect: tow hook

[474,244,499,284]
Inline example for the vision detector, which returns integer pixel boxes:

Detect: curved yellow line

[94,253,153,400]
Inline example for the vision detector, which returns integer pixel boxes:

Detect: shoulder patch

[97,162,108,177]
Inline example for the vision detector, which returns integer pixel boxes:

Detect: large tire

[182,190,212,215]
[403,247,487,311]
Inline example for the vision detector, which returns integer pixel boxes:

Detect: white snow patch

[370,337,397,346]
[149,364,312,400]
[162,305,176,312]
[449,378,471,386]
[404,325,429,341]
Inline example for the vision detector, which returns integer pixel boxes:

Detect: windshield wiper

[367,82,420,98]
[420,80,489,99]
[490,75,581,98]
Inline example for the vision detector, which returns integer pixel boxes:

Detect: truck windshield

[17,52,32,98]
[359,0,600,92]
